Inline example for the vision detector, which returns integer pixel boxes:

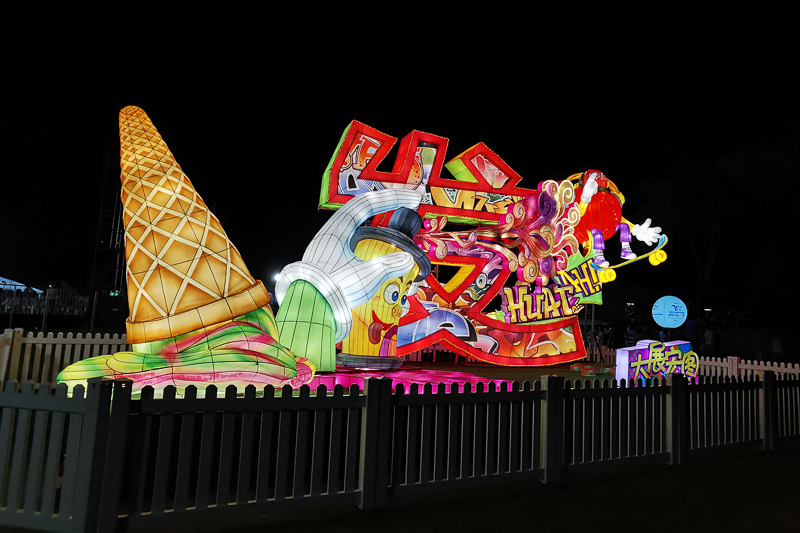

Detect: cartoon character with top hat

[275,189,431,371]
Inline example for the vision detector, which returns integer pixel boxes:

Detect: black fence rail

[1,372,799,532]
[0,379,115,532]
[389,380,546,498]
[108,382,367,531]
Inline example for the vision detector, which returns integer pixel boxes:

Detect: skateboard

[589,234,668,282]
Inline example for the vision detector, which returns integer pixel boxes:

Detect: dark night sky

[2,6,798,327]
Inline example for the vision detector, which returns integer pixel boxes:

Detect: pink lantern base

[304,367,513,392]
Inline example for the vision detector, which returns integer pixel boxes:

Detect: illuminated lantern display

[615,340,699,382]
[60,111,673,388]
[57,106,315,393]
[275,190,430,371]
[319,120,531,225]
[320,122,604,366]
[340,208,431,368]
[569,170,666,272]
[651,295,688,329]
[318,122,668,367]
[307,368,511,391]
[401,181,589,366]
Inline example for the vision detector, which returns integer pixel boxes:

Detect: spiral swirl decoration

[414,180,581,294]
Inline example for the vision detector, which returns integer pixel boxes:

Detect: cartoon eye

[400,291,411,316]
[384,283,400,304]
[476,273,487,289]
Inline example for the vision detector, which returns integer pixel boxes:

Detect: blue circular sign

[652,296,687,328]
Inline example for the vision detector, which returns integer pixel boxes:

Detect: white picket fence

[3,327,799,388]
[0,328,130,385]
[595,346,800,379]
[697,356,800,378]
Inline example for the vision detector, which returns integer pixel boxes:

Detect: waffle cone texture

[119,106,269,343]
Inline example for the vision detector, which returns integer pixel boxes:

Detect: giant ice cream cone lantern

[119,105,269,343]
[57,106,314,394]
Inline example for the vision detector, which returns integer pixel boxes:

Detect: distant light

[273,272,282,282]
[704,308,712,312]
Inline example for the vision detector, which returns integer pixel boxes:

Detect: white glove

[631,218,662,246]
[581,172,599,203]
[275,189,423,343]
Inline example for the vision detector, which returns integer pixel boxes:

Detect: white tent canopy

[0,276,44,295]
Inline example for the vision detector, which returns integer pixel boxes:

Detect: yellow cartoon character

[275,190,431,371]
[340,207,430,369]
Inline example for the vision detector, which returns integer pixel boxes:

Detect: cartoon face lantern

[339,208,430,368]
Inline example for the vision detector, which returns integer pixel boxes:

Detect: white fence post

[0,329,12,383]
[6,329,24,383]
[728,356,739,377]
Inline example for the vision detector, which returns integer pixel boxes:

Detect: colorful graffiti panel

[320,121,536,225]
[393,180,589,366]
[320,122,668,368]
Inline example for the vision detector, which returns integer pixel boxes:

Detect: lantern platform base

[337,353,403,371]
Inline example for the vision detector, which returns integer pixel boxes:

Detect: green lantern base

[275,280,337,372]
